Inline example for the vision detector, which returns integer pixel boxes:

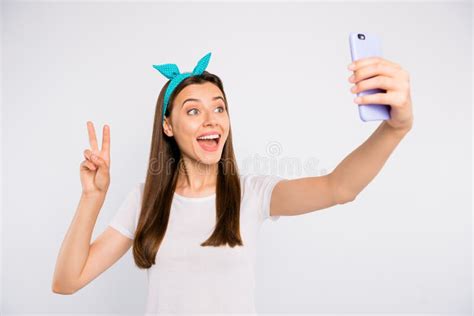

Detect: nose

[202,108,219,125]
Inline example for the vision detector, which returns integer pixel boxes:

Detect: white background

[2,0,472,315]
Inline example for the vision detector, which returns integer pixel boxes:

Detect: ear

[163,117,174,137]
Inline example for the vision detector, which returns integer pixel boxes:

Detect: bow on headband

[152,52,212,122]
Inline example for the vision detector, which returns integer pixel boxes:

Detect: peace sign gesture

[80,121,111,196]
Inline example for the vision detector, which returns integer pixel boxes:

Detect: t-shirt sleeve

[246,173,286,223]
[108,183,143,240]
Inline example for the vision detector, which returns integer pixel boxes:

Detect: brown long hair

[132,71,242,269]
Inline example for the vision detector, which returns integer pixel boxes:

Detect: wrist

[81,190,107,200]
[384,120,412,137]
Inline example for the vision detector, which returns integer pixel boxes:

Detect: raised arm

[52,121,112,293]
[52,192,106,294]
[270,57,413,217]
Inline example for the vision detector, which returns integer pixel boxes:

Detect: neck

[175,157,218,195]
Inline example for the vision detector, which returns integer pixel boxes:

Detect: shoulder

[123,182,145,206]
[240,172,286,185]
[130,182,145,197]
[138,182,145,193]
[239,172,287,196]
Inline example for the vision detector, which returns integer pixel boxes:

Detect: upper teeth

[197,134,220,140]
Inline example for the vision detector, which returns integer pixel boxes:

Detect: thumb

[91,154,108,172]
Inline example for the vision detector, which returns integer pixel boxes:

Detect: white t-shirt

[108,173,285,315]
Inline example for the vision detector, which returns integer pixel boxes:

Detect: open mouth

[196,134,221,151]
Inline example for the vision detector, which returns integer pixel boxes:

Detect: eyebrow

[181,96,225,107]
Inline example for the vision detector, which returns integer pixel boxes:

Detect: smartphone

[349,32,391,122]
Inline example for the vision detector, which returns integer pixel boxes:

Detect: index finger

[86,121,99,152]
[101,124,110,156]
[348,57,399,71]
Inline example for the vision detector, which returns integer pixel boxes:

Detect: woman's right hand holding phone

[80,121,111,196]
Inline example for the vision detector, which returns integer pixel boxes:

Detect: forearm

[52,192,106,294]
[331,121,410,201]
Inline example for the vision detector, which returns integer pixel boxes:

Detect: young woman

[52,52,413,314]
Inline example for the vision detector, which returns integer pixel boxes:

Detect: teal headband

[152,52,212,123]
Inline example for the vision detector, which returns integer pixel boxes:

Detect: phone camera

[357,34,366,40]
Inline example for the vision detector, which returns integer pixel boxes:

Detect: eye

[187,106,225,116]
[187,108,199,115]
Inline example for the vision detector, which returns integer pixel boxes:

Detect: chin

[192,156,221,168]
[192,141,224,165]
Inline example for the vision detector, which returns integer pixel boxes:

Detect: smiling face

[163,82,230,165]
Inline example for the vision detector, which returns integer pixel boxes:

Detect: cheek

[174,126,198,147]
[224,121,231,135]
[219,115,230,128]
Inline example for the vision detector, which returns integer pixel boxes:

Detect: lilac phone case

[349,32,391,122]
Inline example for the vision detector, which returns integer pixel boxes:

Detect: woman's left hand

[348,57,414,132]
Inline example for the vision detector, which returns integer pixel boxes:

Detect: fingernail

[91,155,97,160]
